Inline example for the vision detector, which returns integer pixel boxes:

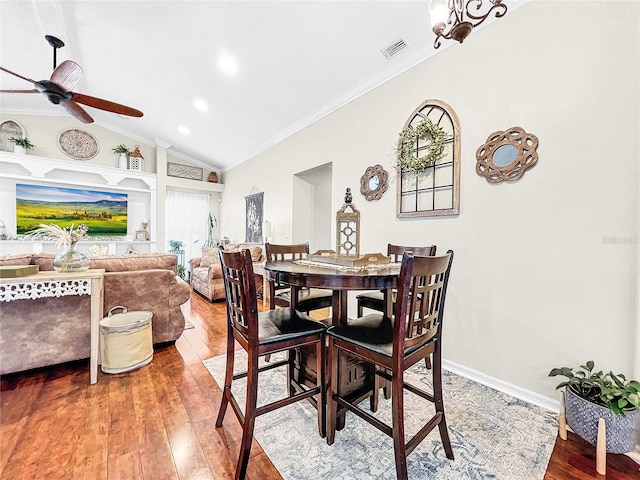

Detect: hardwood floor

[1,292,638,479]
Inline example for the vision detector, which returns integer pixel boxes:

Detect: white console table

[0,269,105,384]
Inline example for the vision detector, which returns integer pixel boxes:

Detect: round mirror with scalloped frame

[476,127,539,183]
[360,164,388,201]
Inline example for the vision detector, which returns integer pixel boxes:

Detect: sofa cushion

[0,253,34,266]
[225,243,263,262]
[32,253,57,271]
[89,253,177,273]
[200,247,220,267]
[31,252,179,273]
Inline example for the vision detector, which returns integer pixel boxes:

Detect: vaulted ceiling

[0,0,522,171]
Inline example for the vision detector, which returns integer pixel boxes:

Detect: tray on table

[305,252,390,267]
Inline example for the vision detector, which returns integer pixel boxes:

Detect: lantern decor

[335,188,360,257]
[128,145,144,171]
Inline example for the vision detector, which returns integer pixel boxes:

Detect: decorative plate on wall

[58,129,99,160]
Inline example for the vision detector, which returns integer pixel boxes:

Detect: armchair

[190,243,263,302]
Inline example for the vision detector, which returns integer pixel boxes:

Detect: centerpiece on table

[28,223,91,272]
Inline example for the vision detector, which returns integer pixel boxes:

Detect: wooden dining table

[264,259,401,326]
[264,259,401,429]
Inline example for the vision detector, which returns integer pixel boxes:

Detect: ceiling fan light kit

[0,35,143,124]
[429,0,508,49]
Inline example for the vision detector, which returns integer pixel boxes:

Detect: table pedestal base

[293,346,375,430]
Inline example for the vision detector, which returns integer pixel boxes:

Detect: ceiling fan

[0,35,143,124]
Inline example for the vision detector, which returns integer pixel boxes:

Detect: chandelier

[429,0,508,49]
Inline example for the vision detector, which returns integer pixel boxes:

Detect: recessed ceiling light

[178,125,190,135]
[193,99,208,112]
[218,54,238,75]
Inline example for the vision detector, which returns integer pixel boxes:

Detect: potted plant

[168,240,186,279]
[112,144,130,169]
[9,136,36,154]
[168,239,184,253]
[549,361,640,454]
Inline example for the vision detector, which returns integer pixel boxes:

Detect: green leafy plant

[396,117,445,173]
[111,144,130,154]
[9,136,36,149]
[177,264,186,279]
[205,213,219,247]
[168,239,184,253]
[549,360,640,415]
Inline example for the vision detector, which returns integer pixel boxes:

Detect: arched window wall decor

[396,99,460,218]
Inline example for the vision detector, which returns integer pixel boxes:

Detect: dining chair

[215,248,327,480]
[265,242,333,314]
[356,243,437,317]
[326,250,455,480]
[356,243,437,409]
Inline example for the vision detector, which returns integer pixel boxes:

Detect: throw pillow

[200,247,220,267]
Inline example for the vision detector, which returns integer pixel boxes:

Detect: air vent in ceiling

[381,37,408,60]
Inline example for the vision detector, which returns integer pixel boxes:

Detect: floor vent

[381,37,408,60]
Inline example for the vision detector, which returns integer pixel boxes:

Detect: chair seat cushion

[275,288,333,311]
[355,291,383,302]
[258,308,326,345]
[327,314,430,357]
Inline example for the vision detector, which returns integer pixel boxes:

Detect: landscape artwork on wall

[16,184,128,236]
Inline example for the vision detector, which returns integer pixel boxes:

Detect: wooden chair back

[394,250,453,354]
[219,248,258,343]
[265,242,310,261]
[265,243,311,308]
[387,243,437,261]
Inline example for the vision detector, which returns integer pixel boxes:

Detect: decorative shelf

[0,152,156,193]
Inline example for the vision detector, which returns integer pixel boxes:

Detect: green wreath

[396,117,445,173]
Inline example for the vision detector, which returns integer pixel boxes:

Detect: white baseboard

[442,359,560,413]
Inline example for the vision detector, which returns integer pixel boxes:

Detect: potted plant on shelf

[9,136,36,155]
[549,360,640,454]
[112,144,130,169]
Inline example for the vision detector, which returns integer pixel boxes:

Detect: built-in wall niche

[0,152,156,254]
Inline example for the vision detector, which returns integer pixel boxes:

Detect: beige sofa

[190,244,263,302]
[0,252,191,375]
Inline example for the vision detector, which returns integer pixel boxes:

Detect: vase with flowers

[28,223,91,272]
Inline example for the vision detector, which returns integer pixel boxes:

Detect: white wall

[221,0,640,399]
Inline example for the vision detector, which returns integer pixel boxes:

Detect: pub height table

[264,258,400,430]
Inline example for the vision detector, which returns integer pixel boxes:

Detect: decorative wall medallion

[475,126,539,183]
[0,120,26,152]
[360,164,388,201]
[58,129,99,160]
[167,162,203,180]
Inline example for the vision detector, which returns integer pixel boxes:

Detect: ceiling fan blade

[61,99,94,123]
[0,66,36,84]
[71,92,143,118]
[0,89,38,93]
[50,60,83,91]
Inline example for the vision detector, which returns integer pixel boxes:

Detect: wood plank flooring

[1,292,638,479]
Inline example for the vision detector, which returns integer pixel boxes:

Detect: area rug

[203,352,557,480]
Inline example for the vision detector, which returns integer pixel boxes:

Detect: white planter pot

[13,145,26,155]
[118,153,128,169]
[566,386,640,454]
